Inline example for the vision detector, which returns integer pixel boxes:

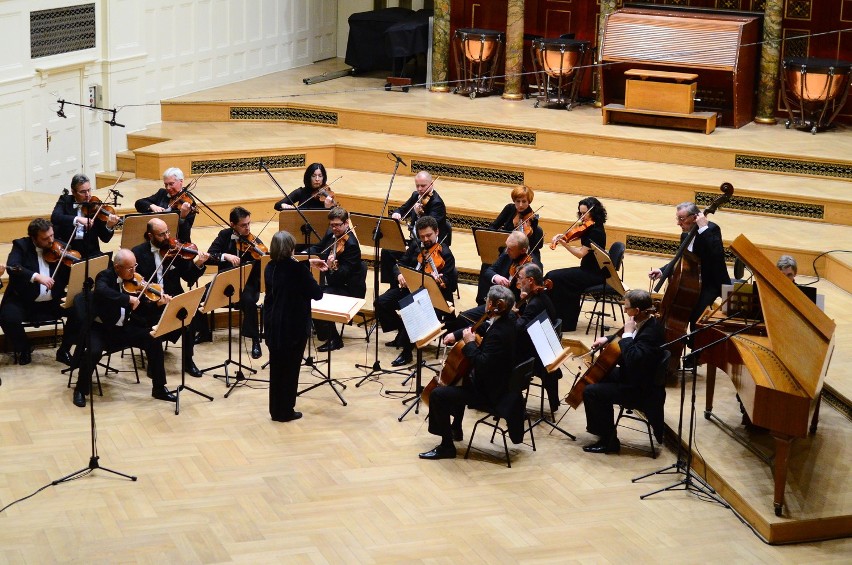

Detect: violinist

[51,173,120,258]
[302,207,367,352]
[374,215,458,367]
[274,163,336,210]
[206,206,264,359]
[582,290,663,454]
[131,218,210,377]
[382,171,452,287]
[420,285,517,460]
[648,202,730,368]
[134,167,196,243]
[0,218,79,366]
[72,249,175,408]
[488,185,544,259]
[545,197,608,332]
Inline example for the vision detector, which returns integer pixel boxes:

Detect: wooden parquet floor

[1,328,851,562]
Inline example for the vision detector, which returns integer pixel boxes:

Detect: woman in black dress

[274,163,335,210]
[263,230,324,422]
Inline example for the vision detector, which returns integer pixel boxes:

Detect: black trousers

[583,368,641,439]
[268,337,307,420]
[74,322,167,396]
[0,296,76,353]
[427,384,470,444]
[546,267,602,331]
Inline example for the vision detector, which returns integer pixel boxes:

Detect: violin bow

[297,176,342,209]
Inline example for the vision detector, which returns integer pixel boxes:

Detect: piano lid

[729,235,836,399]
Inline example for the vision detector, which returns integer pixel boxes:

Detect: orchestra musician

[582,289,664,454]
[71,249,176,408]
[381,170,452,287]
[131,218,210,378]
[545,197,607,332]
[206,206,265,359]
[0,218,79,366]
[777,255,798,282]
[420,285,517,460]
[374,215,457,367]
[134,167,196,243]
[51,173,120,258]
[274,163,336,210]
[648,202,730,367]
[263,231,324,422]
[302,207,367,352]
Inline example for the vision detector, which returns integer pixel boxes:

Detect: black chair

[611,349,671,458]
[464,357,537,468]
[581,242,626,335]
[66,346,143,396]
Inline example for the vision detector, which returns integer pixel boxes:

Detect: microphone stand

[53,201,136,486]
[355,152,411,386]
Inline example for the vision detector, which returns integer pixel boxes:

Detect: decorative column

[596,0,618,107]
[502,0,525,100]
[754,0,784,124]
[430,0,451,92]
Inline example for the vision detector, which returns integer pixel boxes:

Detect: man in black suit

[302,207,366,352]
[0,218,78,365]
[72,249,176,407]
[206,206,264,358]
[50,173,120,258]
[131,218,209,377]
[134,167,196,243]
[582,289,664,454]
[373,215,457,367]
[420,285,518,460]
[381,170,452,285]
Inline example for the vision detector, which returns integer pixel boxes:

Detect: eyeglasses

[117,263,137,271]
[154,229,170,237]
[676,214,695,223]
[329,222,345,228]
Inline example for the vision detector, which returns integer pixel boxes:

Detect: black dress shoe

[56,348,73,367]
[452,427,464,442]
[184,362,203,378]
[582,438,620,454]
[385,335,403,348]
[194,330,213,345]
[17,349,32,366]
[419,444,457,460]
[73,391,86,408]
[317,337,343,353]
[272,411,303,422]
[391,350,413,367]
[251,338,263,359]
[151,386,177,402]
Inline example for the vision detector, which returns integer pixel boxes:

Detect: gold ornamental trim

[410,160,524,185]
[230,106,338,125]
[426,122,537,146]
[695,191,824,220]
[190,154,306,175]
[627,235,734,263]
[735,154,852,180]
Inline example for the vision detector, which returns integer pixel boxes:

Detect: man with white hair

[135,167,197,243]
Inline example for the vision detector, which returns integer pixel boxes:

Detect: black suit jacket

[307,229,366,298]
[131,241,205,297]
[92,267,160,329]
[263,258,323,348]
[485,252,543,300]
[393,189,452,241]
[515,292,557,367]
[395,239,458,301]
[206,227,261,285]
[51,194,114,257]
[607,316,664,392]
[661,222,730,297]
[489,203,544,254]
[134,188,195,243]
[1,237,69,306]
[274,186,328,210]
[464,313,518,406]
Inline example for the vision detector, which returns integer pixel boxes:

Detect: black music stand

[151,286,211,414]
[296,294,366,406]
[348,212,411,385]
[389,288,444,422]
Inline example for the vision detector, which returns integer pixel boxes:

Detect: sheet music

[398,288,441,343]
[526,312,561,366]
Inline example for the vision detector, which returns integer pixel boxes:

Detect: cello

[654,183,734,369]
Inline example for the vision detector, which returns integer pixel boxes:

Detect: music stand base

[52,456,137,485]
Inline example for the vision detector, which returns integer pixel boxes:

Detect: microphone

[105,108,124,127]
[57,100,66,119]
[390,152,407,167]
[110,188,124,198]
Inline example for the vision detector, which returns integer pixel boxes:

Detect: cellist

[420,285,517,460]
[648,202,730,368]
[582,289,663,454]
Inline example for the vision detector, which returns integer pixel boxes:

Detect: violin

[517,278,553,307]
[42,239,82,268]
[550,205,595,250]
[513,208,536,238]
[122,272,165,302]
[79,195,119,224]
[168,191,197,215]
[417,241,446,288]
[236,233,269,260]
[301,176,342,208]
[160,237,199,260]
[327,233,348,271]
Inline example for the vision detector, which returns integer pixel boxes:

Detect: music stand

[62,255,109,310]
[198,263,258,389]
[589,242,627,338]
[297,294,366,406]
[120,213,179,249]
[349,212,410,385]
[390,288,444,421]
[472,227,509,265]
[526,311,577,439]
[279,209,328,248]
[151,286,211,414]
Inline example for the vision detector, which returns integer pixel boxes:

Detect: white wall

[0,0,329,196]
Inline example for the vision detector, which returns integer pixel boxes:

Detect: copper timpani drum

[781,57,852,134]
[452,28,505,99]
[531,38,590,110]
